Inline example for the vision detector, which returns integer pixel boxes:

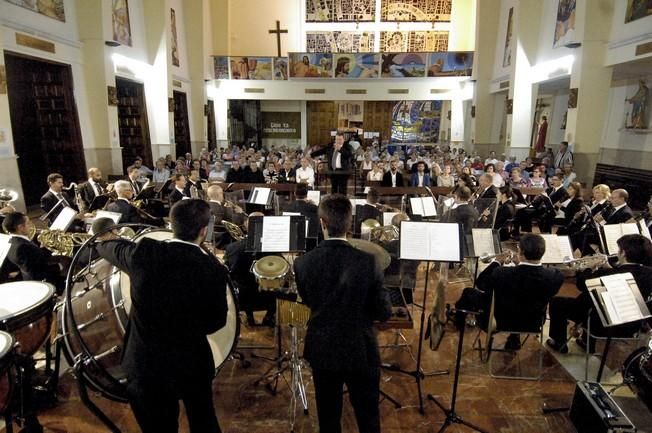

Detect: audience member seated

[437,164,455,187]
[381,160,404,187]
[295,157,315,187]
[409,161,431,187]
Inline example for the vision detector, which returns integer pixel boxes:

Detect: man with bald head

[604,189,634,224]
[78,167,106,213]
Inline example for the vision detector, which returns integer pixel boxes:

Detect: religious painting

[625,0,652,22]
[289,53,333,78]
[502,7,514,67]
[306,0,332,21]
[170,8,180,67]
[553,0,577,48]
[213,56,229,79]
[381,53,427,78]
[107,86,118,106]
[306,31,375,53]
[381,0,451,22]
[427,52,474,76]
[273,57,288,80]
[5,0,65,22]
[112,0,132,46]
[380,30,449,52]
[229,57,273,80]
[0,65,6,94]
[333,53,379,78]
[391,101,442,143]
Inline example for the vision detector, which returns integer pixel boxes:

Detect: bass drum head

[113,228,239,373]
[623,342,652,411]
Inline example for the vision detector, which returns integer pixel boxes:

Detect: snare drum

[61,228,240,402]
[0,331,15,414]
[0,281,55,356]
[251,256,290,291]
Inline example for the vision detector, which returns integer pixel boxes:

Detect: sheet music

[306,190,320,205]
[0,234,11,269]
[603,223,640,255]
[250,187,271,205]
[400,222,461,262]
[540,234,573,263]
[383,212,399,226]
[471,229,495,257]
[422,197,437,217]
[639,219,651,240]
[260,216,291,252]
[349,199,367,215]
[410,197,424,215]
[50,206,77,231]
[95,210,122,223]
[600,273,645,324]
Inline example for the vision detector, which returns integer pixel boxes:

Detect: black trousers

[311,367,381,433]
[127,375,221,433]
[455,287,490,329]
[330,171,349,195]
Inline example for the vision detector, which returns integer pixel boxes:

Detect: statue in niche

[534,115,548,153]
[626,79,649,129]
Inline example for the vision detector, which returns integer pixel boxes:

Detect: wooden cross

[268,20,288,57]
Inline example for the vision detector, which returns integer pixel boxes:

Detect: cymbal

[349,238,391,271]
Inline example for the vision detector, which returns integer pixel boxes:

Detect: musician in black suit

[293,195,391,433]
[455,233,563,350]
[492,185,516,241]
[473,173,498,201]
[126,165,145,195]
[357,188,383,224]
[554,181,584,228]
[2,212,62,289]
[40,173,78,225]
[511,174,567,238]
[442,186,478,235]
[548,234,652,353]
[310,132,353,194]
[95,199,228,433]
[78,167,107,213]
[381,160,404,188]
[106,181,146,224]
[168,174,189,208]
[184,169,204,197]
[602,188,634,224]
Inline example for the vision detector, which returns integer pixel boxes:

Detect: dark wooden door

[116,77,152,172]
[4,52,86,206]
[173,91,191,158]
[207,99,216,151]
[307,101,336,147]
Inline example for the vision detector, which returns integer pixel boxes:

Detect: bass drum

[61,228,239,402]
[622,338,652,411]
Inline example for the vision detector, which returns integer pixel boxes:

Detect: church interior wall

[547,90,569,147]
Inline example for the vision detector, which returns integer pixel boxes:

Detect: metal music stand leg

[427,310,490,433]
[73,360,121,433]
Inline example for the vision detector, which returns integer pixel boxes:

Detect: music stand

[88,194,111,212]
[391,221,465,414]
[465,229,502,283]
[133,183,157,202]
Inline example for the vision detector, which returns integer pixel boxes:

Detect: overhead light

[105,40,121,47]
[564,42,582,49]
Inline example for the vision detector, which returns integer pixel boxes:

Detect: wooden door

[116,77,152,172]
[207,100,216,151]
[4,52,86,206]
[307,101,336,147]
[173,91,191,158]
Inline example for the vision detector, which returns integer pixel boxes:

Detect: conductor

[95,199,228,433]
[293,194,391,433]
[310,132,353,194]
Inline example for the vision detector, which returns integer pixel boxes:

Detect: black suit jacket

[547,186,569,206]
[561,197,584,224]
[168,188,188,208]
[443,203,478,234]
[226,167,245,183]
[294,240,391,371]
[606,205,634,224]
[40,190,78,224]
[183,179,203,197]
[381,170,404,187]
[5,236,51,281]
[78,181,106,211]
[590,201,609,217]
[285,200,320,239]
[96,239,228,383]
[311,144,353,172]
[106,199,142,224]
[478,262,563,331]
[477,185,498,200]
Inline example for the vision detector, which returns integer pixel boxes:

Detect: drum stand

[72,357,122,433]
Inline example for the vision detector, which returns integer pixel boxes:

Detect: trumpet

[479,250,514,264]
